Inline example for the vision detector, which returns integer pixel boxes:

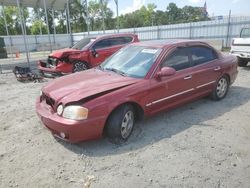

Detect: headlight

[62,105,88,120]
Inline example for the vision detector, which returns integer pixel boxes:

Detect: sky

[108,0,250,17]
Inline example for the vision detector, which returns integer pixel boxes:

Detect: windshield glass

[72,37,96,50]
[100,46,162,78]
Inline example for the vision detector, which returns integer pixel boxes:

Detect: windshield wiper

[105,68,127,76]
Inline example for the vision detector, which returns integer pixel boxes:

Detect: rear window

[190,46,217,66]
[93,39,111,49]
[240,28,250,38]
[72,37,95,50]
[109,37,133,46]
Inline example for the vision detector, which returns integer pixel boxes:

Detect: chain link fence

[0,15,250,73]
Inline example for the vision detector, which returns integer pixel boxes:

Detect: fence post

[35,35,38,49]
[157,25,160,39]
[226,10,231,48]
[189,22,192,39]
[133,28,136,34]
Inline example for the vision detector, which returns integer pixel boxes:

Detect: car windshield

[100,46,161,78]
[72,37,96,50]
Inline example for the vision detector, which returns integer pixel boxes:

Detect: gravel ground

[0,67,250,188]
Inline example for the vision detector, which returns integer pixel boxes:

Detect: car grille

[42,94,55,109]
[47,57,58,66]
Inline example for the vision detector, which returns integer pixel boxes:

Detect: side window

[123,37,133,43]
[190,46,217,66]
[240,28,250,38]
[109,37,133,46]
[93,39,110,49]
[109,37,125,46]
[162,48,190,71]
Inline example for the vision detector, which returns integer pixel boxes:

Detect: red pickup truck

[38,33,139,76]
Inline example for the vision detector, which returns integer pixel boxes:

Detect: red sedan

[36,40,238,143]
[38,33,139,76]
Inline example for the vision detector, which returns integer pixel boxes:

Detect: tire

[39,70,44,77]
[237,57,248,67]
[105,104,135,143]
[72,61,88,73]
[211,75,229,101]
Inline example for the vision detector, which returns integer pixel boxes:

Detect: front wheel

[105,104,135,143]
[72,61,88,73]
[211,75,229,101]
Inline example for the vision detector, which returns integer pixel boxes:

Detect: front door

[146,47,196,115]
[90,39,114,67]
[90,37,132,67]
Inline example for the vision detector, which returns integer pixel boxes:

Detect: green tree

[166,3,182,24]
[88,0,114,31]
[30,20,47,35]
[182,6,209,22]
[0,6,30,35]
[119,4,157,28]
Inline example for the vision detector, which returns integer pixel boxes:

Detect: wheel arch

[72,60,90,72]
[223,73,231,84]
[73,60,89,67]
[103,101,144,134]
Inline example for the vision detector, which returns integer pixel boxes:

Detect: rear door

[146,47,196,114]
[189,45,222,94]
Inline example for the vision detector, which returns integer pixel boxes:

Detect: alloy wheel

[73,62,88,72]
[120,110,134,139]
[216,77,228,98]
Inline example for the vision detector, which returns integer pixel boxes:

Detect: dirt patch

[0,68,250,188]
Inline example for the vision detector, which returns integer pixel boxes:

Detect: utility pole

[226,10,231,48]
[100,0,105,33]
[16,0,30,68]
[82,0,90,35]
[114,0,119,33]
[43,0,52,52]
[66,0,73,46]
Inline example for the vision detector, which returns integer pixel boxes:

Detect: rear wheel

[105,104,135,143]
[211,75,229,101]
[237,57,248,67]
[72,61,88,73]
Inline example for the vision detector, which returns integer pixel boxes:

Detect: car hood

[49,48,81,59]
[43,69,140,104]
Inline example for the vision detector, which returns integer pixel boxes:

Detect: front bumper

[230,51,250,59]
[37,61,64,77]
[36,98,106,143]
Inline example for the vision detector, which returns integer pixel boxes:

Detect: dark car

[36,40,238,143]
[38,33,139,76]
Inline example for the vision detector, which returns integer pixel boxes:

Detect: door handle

[184,75,192,80]
[214,66,221,71]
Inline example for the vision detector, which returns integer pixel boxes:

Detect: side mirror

[156,67,176,78]
[90,48,99,58]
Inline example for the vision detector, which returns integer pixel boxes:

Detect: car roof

[131,39,210,49]
[94,33,137,39]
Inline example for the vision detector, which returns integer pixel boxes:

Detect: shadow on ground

[57,86,250,157]
[242,65,250,70]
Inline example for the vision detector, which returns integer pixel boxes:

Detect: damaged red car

[36,40,238,143]
[38,33,139,76]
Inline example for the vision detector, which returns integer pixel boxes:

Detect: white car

[230,28,250,67]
